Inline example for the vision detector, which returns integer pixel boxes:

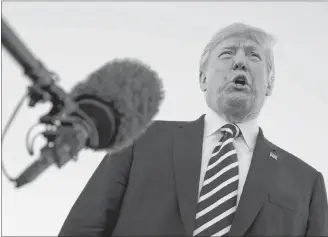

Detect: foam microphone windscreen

[69,58,165,152]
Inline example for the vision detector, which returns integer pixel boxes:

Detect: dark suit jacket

[59,115,328,236]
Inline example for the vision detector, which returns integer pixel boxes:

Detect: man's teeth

[234,76,247,85]
[235,81,245,85]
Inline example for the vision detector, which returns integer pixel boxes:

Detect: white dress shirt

[198,108,260,207]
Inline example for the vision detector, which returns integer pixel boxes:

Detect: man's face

[200,36,272,123]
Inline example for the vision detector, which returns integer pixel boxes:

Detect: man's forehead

[216,36,262,49]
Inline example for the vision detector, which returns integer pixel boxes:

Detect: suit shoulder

[136,119,186,141]
[146,119,186,132]
[267,139,319,176]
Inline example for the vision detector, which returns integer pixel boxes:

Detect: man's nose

[232,51,247,71]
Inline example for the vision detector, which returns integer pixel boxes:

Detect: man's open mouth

[233,75,248,86]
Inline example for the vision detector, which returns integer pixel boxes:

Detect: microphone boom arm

[2,17,53,85]
[1,16,76,119]
[1,16,99,188]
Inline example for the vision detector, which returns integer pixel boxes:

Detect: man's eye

[250,52,261,60]
[219,51,232,58]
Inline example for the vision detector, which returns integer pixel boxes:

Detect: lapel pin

[269,152,278,160]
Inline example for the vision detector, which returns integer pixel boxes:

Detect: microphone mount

[1,16,99,187]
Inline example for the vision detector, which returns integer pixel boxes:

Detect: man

[59,23,328,236]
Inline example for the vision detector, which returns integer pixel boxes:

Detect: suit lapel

[228,128,278,236]
[173,115,279,236]
[173,115,205,236]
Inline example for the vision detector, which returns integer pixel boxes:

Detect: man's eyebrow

[245,45,260,51]
[221,44,260,51]
[222,45,238,50]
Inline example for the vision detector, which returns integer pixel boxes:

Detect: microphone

[14,58,165,188]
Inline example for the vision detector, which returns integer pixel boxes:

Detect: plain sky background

[1,1,328,236]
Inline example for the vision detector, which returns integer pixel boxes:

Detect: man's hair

[199,22,276,84]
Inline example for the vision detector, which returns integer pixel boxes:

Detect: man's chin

[217,97,252,122]
[225,96,250,108]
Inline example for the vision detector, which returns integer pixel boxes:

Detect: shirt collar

[204,108,259,151]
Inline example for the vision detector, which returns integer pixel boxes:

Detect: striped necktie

[193,123,241,236]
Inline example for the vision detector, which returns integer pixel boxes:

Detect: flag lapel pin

[269,152,278,160]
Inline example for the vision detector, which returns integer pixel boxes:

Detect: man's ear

[199,71,207,92]
[265,77,274,96]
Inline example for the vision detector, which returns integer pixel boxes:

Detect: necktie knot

[220,123,241,138]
